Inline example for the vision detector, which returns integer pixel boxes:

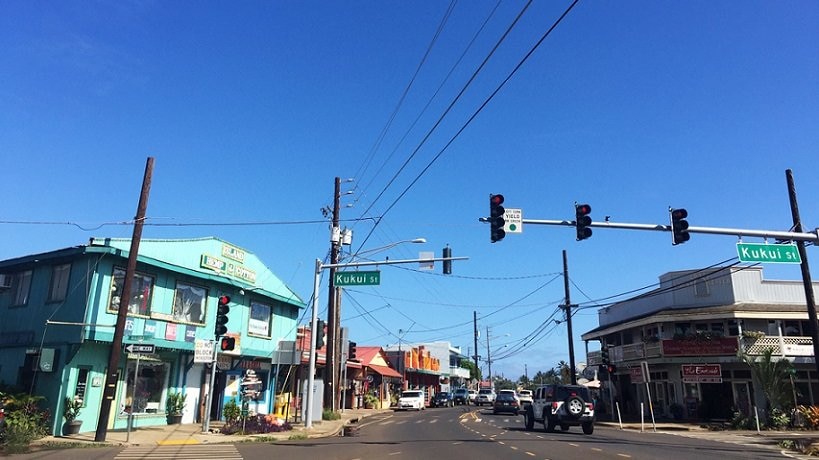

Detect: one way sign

[125,343,155,354]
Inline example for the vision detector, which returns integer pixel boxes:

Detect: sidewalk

[31,408,390,448]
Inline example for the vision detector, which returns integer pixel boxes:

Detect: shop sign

[661,337,737,356]
[629,366,645,384]
[682,364,722,383]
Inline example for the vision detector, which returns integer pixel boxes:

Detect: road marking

[415,420,424,424]
[453,442,463,445]
[510,446,519,450]
[525,452,536,457]
[430,419,438,424]
[591,448,602,452]
[498,441,505,445]
[388,452,402,456]
[617,454,632,458]
[568,443,579,447]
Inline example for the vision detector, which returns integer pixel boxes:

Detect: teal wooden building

[0,237,305,436]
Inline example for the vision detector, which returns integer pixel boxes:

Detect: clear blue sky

[2,1,818,381]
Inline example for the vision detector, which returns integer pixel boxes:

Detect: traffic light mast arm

[513,217,819,243]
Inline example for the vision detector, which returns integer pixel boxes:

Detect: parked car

[493,391,521,415]
[431,392,454,408]
[523,384,595,434]
[498,389,519,402]
[476,388,496,406]
[452,388,469,405]
[468,390,478,404]
[396,390,426,411]
[517,389,533,406]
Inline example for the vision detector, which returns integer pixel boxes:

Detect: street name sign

[125,343,155,354]
[504,208,522,233]
[736,242,801,264]
[334,270,381,286]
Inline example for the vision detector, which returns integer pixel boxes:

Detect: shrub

[222,399,240,424]
[768,408,791,430]
[220,414,292,435]
[0,393,50,449]
[798,405,819,429]
[322,409,341,421]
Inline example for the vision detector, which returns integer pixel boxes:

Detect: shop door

[733,382,752,416]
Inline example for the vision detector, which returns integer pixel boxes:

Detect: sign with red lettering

[682,364,722,383]
[661,338,737,356]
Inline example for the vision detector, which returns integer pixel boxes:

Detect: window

[172,282,207,325]
[12,270,32,306]
[710,322,725,336]
[48,264,71,302]
[728,320,739,336]
[108,267,154,317]
[248,301,271,337]
[75,367,90,404]
[121,360,169,414]
[784,321,802,336]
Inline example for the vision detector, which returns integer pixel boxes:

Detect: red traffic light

[576,204,591,216]
[220,337,236,351]
[218,295,231,305]
[671,208,688,220]
[490,194,504,206]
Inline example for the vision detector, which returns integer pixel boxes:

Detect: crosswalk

[115,443,242,459]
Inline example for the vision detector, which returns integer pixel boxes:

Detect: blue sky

[2,1,818,381]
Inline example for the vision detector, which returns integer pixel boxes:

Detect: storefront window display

[172,281,207,325]
[121,360,169,414]
[248,301,272,337]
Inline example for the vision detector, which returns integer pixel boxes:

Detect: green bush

[222,399,240,424]
[0,392,51,449]
[322,409,341,421]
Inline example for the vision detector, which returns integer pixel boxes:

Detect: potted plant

[363,393,378,409]
[166,391,186,424]
[62,396,83,435]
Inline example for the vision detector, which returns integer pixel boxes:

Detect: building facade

[582,266,819,421]
[0,237,304,436]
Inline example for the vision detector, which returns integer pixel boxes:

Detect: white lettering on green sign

[736,243,801,264]
[334,271,381,286]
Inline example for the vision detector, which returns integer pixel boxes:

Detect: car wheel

[564,396,585,419]
[544,411,555,432]
[582,422,594,435]
[524,407,535,431]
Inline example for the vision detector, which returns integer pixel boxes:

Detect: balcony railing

[587,335,814,364]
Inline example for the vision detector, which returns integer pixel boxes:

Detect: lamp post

[398,327,412,390]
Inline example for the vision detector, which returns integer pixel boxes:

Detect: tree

[493,376,515,391]
[531,368,561,386]
[558,361,571,384]
[742,348,795,412]
[460,360,482,381]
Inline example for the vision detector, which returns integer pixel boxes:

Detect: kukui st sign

[736,242,801,264]
[334,270,381,286]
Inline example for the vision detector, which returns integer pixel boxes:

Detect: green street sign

[334,270,381,286]
[737,243,801,264]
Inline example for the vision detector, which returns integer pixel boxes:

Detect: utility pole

[325,177,341,411]
[473,311,479,382]
[786,169,819,377]
[486,326,492,387]
[95,157,154,442]
[563,250,577,385]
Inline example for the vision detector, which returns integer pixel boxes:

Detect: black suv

[523,384,595,435]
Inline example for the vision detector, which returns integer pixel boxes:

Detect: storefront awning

[368,365,402,379]
[405,367,441,376]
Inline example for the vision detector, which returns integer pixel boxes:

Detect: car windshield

[402,391,423,398]
[479,390,492,394]
[436,392,449,398]
[496,393,516,401]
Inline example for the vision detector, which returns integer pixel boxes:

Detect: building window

[48,264,71,302]
[122,360,169,414]
[108,267,154,317]
[248,301,271,337]
[75,367,90,404]
[12,270,32,306]
[784,321,801,336]
[172,282,207,325]
[728,320,739,336]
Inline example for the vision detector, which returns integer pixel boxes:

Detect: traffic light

[575,204,592,241]
[442,245,452,275]
[489,194,506,243]
[670,208,690,245]
[214,295,230,337]
[601,346,610,367]
[315,320,326,348]
[220,337,236,351]
[348,341,357,360]
[607,364,617,374]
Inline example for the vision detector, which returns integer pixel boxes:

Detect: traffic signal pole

[304,254,468,428]
[511,218,819,243]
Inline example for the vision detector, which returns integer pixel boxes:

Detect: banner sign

[682,364,722,383]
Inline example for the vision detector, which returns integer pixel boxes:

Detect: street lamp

[346,238,427,260]
[306,237,435,428]
[397,327,412,389]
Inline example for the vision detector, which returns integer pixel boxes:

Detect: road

[12,407,805,459]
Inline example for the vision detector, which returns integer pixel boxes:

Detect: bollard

[616,401,623,430]
[640,402,645,433]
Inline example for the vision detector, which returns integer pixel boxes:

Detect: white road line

[568,443,579,447]
[388,452,402,456]
[525,452,536,457]
[591,448,602,452]
[617,454,632,458]
[430,419,438,424]
[510,446,519,450]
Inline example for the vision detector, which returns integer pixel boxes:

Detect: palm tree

[742,348,795,412]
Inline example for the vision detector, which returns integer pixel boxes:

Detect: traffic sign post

[125,343,155,354]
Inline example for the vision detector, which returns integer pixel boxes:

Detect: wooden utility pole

[786,169,819,377]
[563,250,577,385]
[324,177,341,410]
[95,157,154,442]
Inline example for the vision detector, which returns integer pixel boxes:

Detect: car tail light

[551,402,559,410]
[586,403,594,411]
